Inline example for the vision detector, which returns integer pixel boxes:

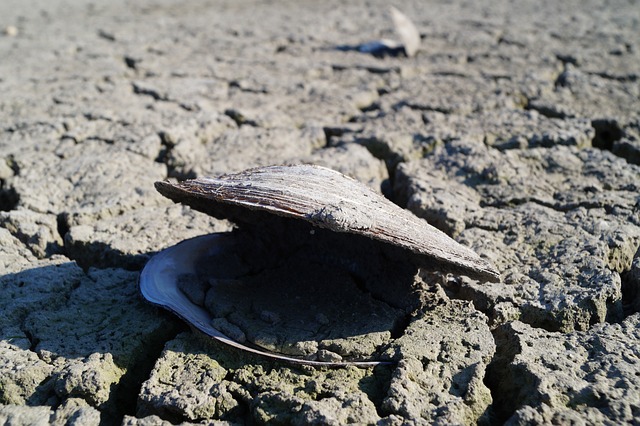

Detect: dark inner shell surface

[142,164,500,365]
[185,226,420,362]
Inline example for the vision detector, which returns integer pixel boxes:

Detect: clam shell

[155,164,500,282]
[390,6,421,58]
[141,164,500,366]
[356,7,420,58]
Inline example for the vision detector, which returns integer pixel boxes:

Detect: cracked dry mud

[1,0,639,424]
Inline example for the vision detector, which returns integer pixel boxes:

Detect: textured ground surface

[1,0,639,424]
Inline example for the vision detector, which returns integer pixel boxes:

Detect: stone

[489,316,640,425]
[331,106,435,172]
[527,65,640,123]
[10,141,167,222]
[0,209,63,258]
[51,398,101,426]
[612,121,640,165]
[64,204,231,270]
[137,334,241,422]
[0,228,39,274]
[421,109,595,150]
[0,340,55,406]
[139,333,383,424]
[0,262,179,421]
[0,399,101,426]
[53,353,125,408]
[23,268,177,362]
[175,125,325,178]
[380,300,495,425]
[159,112,238,179]
[303,143,388,191]
[0,256,84,341]
[395,141,640,332]
[0,405,53,426]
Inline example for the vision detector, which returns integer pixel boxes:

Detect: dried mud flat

[1,0,639,424]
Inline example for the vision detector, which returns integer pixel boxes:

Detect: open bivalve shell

[140,164,499,366]
[357,6,421,58]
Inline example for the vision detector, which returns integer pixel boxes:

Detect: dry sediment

[1,0,639,424]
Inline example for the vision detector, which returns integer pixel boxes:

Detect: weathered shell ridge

[155,164,500,282]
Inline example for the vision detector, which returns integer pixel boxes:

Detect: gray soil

[1,0,639,425]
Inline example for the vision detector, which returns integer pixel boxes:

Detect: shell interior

[141,164,500,366]
[140,233,394,366]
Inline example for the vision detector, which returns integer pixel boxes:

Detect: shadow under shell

[175,224,422,363]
